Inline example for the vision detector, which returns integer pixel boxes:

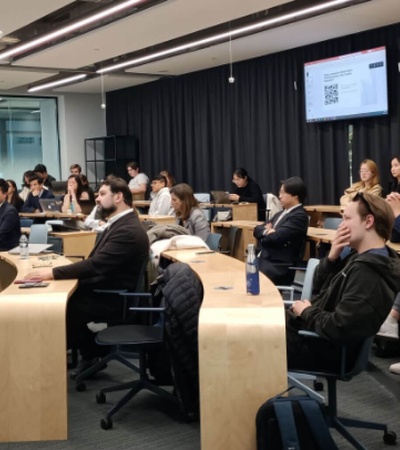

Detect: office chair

[205,233,222,251]
[77,262,202,430]
[219,226,240,257]
[290,331,397,450]
[194,193,211,221]
[28,224,48,244]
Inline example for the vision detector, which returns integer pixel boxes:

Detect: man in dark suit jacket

[253,176,308,285]
[22,174,55,212]
[0,178,21,251]
[25,177,149,372]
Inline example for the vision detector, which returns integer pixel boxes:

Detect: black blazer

[0,202,21,251]
[253,205,309,284]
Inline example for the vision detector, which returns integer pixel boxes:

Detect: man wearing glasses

[287,193,400,372]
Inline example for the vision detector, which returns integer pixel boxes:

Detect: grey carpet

[0,347,399,450]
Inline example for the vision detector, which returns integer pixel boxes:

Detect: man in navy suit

[253,176,308,285]
[0,178,21,251]
[22,174,55,212]
[25,177,149,373]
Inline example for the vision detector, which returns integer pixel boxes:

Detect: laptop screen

[39,199,61,213]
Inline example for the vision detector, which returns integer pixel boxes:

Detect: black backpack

[256,387,338,450]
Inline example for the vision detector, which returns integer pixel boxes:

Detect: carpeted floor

[0,345,399,450]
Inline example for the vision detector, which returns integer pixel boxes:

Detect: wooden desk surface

[139,214,175,224]
[307,226,400,252]
[20,212,84,219]
[0,253,76,442]
[162,249,286,450]
[133,200,151,208]
[304,205,342,214]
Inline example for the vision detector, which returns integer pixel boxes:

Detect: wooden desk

[133,200,151,208]
[307,226,400,253]
[162,249,286,450]
[304,205,342,227]
[19,212,84,221]
[0,253,76,442]
[139,214,176,225]
[200,203,258,221]
[51,231,97,259]
[211,220,262,261]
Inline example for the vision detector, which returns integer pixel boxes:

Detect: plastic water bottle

[19,234,29,259]
[246,243,260,295]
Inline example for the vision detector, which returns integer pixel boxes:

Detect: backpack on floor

[256,387,338,450]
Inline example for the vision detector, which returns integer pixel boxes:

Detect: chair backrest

[300,258,320,300]
[323,217,342,230]
[343,336,374,381]
[29,224,48,244]
[205,233,222,251]
[224,226,240,257]
[265,193,282,221]
[20,218,34,228]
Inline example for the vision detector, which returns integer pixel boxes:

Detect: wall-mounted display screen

[304,46,388,123]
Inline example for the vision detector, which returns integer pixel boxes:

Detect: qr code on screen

[324,84,339,105]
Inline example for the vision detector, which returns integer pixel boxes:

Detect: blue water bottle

[246,243,260,295]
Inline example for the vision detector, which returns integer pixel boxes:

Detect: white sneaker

[377,316,399,339]
[389,362,400,375]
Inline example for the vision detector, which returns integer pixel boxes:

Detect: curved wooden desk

[0,253,77,443]
[162,249,286,450]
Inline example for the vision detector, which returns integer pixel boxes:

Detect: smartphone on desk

[19,282,49,289]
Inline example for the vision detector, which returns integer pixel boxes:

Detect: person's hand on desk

[291,299,311,317]
[328,222,351,261]
[25,268,54,281]
[228,193,239,202]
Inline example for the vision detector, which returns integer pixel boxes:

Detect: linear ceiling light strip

[97,0,357,74]
[0,0,145,60]
[28,74,87,92]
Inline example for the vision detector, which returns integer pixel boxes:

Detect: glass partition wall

[0,96,60,190]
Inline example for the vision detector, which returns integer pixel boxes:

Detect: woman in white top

[126,161,149,196]
[148,175,175,216]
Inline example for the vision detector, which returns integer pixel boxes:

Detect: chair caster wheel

[313,380,324,391]
[96,392,106,404]
[383,430,397,445]
[100,417,113,430]
[76,382,86,392]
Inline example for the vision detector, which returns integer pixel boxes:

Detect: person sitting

[19,170,35,202]
[377,294,400,374]
[61,174,88,214]
[386,191,400,242]
[22,174,55,212]
[24,177,149,374]
[170,183,210,241]
[70,163,82,175]
[6,179,24,212]
[34,163,56,189]
[340,159,382,208]
[79,174,95,202]
[159,170,176,188]
[229,167,266,221]
[253,176,308,285]
[84,204,107,233]
[127,161,149,197]
[288,193,400,372]
[148,175,174,217]
[0,178,21,251]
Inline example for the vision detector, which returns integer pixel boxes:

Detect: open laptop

[9,243,53,255]
[210,190,231,204]
[39,198,61,213]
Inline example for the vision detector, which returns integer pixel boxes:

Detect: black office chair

[220,226,240,257]
[76,262,203,430]
[290,331,397,450]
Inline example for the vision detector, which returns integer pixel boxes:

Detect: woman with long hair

[61,174,85,213]
[340,159,382,207]
[6,179,24,212]
[170,183,210,241]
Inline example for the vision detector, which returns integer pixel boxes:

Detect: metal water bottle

[19,234,29,259]
[246,243,260,295]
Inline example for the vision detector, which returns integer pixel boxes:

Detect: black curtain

[106,22,400,204]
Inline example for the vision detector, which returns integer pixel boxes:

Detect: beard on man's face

[97,204,116,219]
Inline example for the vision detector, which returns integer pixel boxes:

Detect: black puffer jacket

[161,262,204,418]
